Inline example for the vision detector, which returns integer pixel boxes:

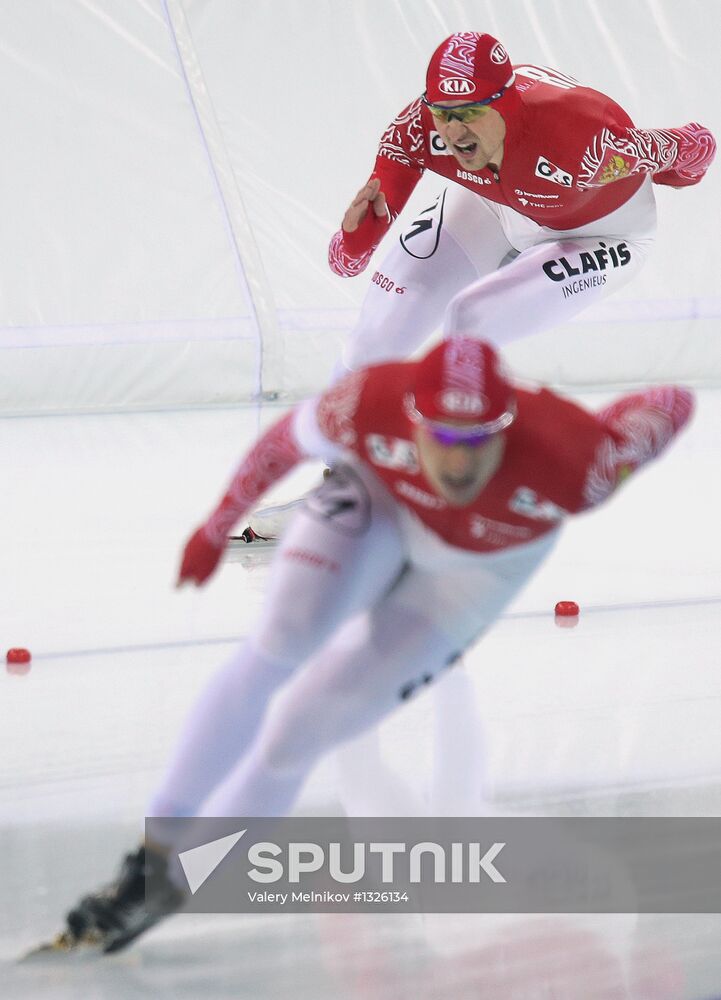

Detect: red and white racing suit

[150,361,693,821]
[328,65,715,371]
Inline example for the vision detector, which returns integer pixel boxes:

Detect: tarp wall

[1,0,719,413]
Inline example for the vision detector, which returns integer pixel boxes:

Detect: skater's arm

[178,411,307,585]
[329,99,425,276]
[178,380,356,586]
[578,122,716,188]
[204,412,307,545]
[581,386,694,508]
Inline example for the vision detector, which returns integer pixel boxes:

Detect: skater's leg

[148,465,406,818]
[429,665,487,815]
[338,186,513,375]
[147,642,295,817]
[443,181,658,348]
[196,531,559,820]
[443,232,654,347]
[335,663,487,818]
[196,601,465,819]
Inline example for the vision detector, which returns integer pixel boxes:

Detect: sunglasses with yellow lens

[422,89,505,124]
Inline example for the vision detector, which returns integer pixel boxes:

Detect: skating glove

[177,526,225,586]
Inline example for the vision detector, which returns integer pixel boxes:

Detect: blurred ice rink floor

[1,390,720,998]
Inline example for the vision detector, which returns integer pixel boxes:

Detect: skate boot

[226,525,278,569]
[36,844,186,956]
[231,525,275,544]
[229,469,332,550]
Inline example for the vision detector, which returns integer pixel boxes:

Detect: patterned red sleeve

[581,386,694,509]
[578,122,716,189]
[202,412,304,545]
[328,225,381,278]
[315,370,368,447]
[328,99,426,277]
[376,97,428,172]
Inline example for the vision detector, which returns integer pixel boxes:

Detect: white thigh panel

[253,464,406,664]
[340,185,513,372]
[390,521,559,648]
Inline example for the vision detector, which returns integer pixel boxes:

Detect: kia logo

[439,390,487,415]
[439,78,476,95]
[490,42,508,65]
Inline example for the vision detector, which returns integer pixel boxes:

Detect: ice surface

[2,392,720,997]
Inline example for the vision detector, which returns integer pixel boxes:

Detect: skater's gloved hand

[342,177,389,233]
[652,122,716,187]
[177,526,225,587]
[341,177,391,256]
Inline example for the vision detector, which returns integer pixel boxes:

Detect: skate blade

[226,535,278,567]
[227,536,278,550]
[19,930,104,963]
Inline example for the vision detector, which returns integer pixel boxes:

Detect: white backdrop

[1,0,719,413]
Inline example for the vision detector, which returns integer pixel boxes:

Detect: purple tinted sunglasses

[404,392,516,448]
[427,424,494,448]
